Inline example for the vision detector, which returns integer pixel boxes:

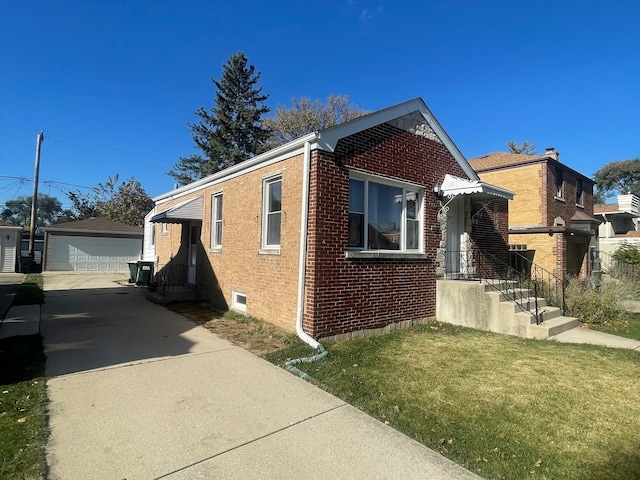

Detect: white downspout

[295,141,320,349]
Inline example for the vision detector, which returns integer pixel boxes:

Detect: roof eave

[154,133,318,202]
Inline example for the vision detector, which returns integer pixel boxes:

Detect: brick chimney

[545,147,559,161]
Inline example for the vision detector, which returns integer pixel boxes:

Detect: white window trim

[231,291,247,313]
[161,223,168,235]
[348,171,424,254]
[210,192,223,249]
[261,176,282,250]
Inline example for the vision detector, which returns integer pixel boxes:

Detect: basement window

[232,291,247,313]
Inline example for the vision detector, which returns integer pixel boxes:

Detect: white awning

[150,196,203,223]
[440,174,514,200]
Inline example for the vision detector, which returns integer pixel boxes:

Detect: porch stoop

[436,279,579,340]
[146,288,197,305]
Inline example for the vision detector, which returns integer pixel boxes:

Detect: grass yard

[11,274,44,306]
[590,312,640,341]
[264,322,640,480]
[0,335,47,480]
[0,274,47,480]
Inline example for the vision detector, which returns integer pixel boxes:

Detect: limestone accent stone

[387,112,442,143]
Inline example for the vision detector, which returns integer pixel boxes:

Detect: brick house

[469,149,600,279]
[147,98,512,342]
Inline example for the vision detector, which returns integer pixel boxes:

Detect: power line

[0,176,93,190]
[46,131,175,169]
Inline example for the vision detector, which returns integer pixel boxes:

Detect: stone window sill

[345,251,430,260]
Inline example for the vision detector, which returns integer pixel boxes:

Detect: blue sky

[1,0,638,211]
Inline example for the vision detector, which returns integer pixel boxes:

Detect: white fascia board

[154,133,318,205]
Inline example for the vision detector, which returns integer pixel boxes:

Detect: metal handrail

[153,264,193,297]
[441,249,566,324]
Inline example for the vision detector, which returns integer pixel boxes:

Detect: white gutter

[295,141,320,349]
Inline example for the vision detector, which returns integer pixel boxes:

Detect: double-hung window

[555,168,564,199]
[348,174,422,252]
[211,192,223,249]
[262,176,282,249]
[576,179,583,206]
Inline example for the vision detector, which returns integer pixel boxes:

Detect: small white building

[0,223,22,273]
[594,194,640,269]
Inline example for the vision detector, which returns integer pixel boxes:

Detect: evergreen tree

[169,52,270,185]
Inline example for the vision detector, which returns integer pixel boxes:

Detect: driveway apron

[42,272,480,480]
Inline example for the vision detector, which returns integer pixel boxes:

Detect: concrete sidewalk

[41,272,482,480]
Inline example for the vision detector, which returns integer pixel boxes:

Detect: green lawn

[11,274,44,306]
[0,275,47,480]
[265,323,640,480]
[590,312,640,341]
[0,335,47,480]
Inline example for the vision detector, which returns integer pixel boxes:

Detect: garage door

[48,236,142,271]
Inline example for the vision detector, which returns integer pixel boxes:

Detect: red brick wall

[470,198,510,277]
[304,124,469,338]
[545,163,595,225]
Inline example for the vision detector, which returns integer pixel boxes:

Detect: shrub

[564,278,627,326]
[611,243,640,281]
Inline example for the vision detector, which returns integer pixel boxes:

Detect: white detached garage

[42,218,143,271]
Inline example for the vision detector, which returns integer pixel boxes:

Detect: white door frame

[187,222,199,285]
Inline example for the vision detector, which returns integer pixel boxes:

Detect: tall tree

[263,95,368,147]
[593,158,640,200]
[0,194,63,229]
[169,52,271,185]
[507,141,537,155]
[66,175,154,226]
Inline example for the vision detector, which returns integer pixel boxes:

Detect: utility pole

[28,131,44,263]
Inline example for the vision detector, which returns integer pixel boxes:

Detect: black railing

[153,264,193,297]
[441,249,566,324]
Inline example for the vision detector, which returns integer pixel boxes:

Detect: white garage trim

[47,235,142,271]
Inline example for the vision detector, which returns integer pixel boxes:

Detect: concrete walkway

[40,272,482,480]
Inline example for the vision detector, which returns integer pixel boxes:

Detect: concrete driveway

[42,271,480,480]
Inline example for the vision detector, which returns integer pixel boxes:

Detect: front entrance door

[188,222,199,285]
[445,197,468,276]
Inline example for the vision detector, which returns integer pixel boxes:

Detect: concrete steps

[483,280,579,340]
[528,316,580,339]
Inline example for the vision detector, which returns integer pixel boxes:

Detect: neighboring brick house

[594,194,640,269]
[148,98,512,341]
[469,149,600,279]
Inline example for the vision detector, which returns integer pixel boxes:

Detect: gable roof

[469,152,541,171]
[43,218,143,235]
[155,98,478,203]
[469,152,595,184]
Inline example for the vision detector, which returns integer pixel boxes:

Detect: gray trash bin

[127,261,139,284]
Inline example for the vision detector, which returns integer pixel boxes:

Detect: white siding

[0,228,20,273]
[142,209,157,262]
